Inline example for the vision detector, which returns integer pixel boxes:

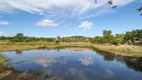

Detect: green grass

[0,54,9,64]
[27,69,48,77]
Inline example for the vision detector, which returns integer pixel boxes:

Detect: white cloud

[78,21,93,30]
[0,0,135,14]
[0,21,9,25]
[113,0,134,6]
[36,19,58,27]
[0,0,136,22]
[0,32,15,36]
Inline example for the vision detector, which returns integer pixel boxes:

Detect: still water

[1,49,142,80]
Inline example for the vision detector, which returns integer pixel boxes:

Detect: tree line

[0,29,142,45]
[90,29,142,45]
[0,33,55,42]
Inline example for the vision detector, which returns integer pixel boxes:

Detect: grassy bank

[0,44,36,52]
[0,42,90,52]
[0,42,142,57]
[0,54,9,64]
[92,44,142,57]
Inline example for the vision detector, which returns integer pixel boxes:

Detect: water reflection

[16,61,24,64]
[94,49,142,72]
[94,50,115,61]
[15,50,23,55]
[0,49,142,80]
[79,57,93,66]
[56,56,67,64]
[37,49,60,55]
[35,59,56,67]
[118,56,142,72]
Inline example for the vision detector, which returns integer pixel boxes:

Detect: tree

[124,32,133,45]
[47,38,55,42]
[16,33,24,37]
[124,29,142,45]
[95,0,141,16]
[11,33,25,42]
[94,0,117,9]
[112,34,125,45]
[55,36,60,44]
[90,36,104,44]
[103,30,113,43]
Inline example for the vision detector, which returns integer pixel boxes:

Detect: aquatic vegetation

[27,69,48,77]
[0,54,9,64]
[0,65,40,80]
[49,77,63,80]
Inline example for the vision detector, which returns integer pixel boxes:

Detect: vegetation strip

[0,43,142,57]
[0,29,142,57]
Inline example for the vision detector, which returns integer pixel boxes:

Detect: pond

[0,49,142,80]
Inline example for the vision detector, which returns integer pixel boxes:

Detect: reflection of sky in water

[1,49,142,80]
[35,59,56,67]
[79,57,93,66]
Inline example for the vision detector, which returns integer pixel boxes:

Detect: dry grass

[0,42,88,52]
[92,44,142,56]
[0,42,142,57]
[0,44,36,52]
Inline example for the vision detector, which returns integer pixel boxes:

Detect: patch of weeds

[0,54,9,64]
[27,69,48,77]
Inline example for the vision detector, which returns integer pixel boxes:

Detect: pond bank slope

[0,43,142,57]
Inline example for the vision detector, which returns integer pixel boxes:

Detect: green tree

[124,29,142,45]
[55,36,60,44]
[112,34,125,45]
[124,32,133,45]
[16,33,24,37]
[11,33,25,42]
[103,30,113,43]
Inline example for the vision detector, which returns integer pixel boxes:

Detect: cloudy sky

[0,0,142,37]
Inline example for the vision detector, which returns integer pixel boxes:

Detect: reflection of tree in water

[123,57,142,72]
[15,50,23,55]
[95,50,115,61]
[37,50,43,55]
[57,49,60,52]
[94,49,142,72]
[115,56,142,72]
